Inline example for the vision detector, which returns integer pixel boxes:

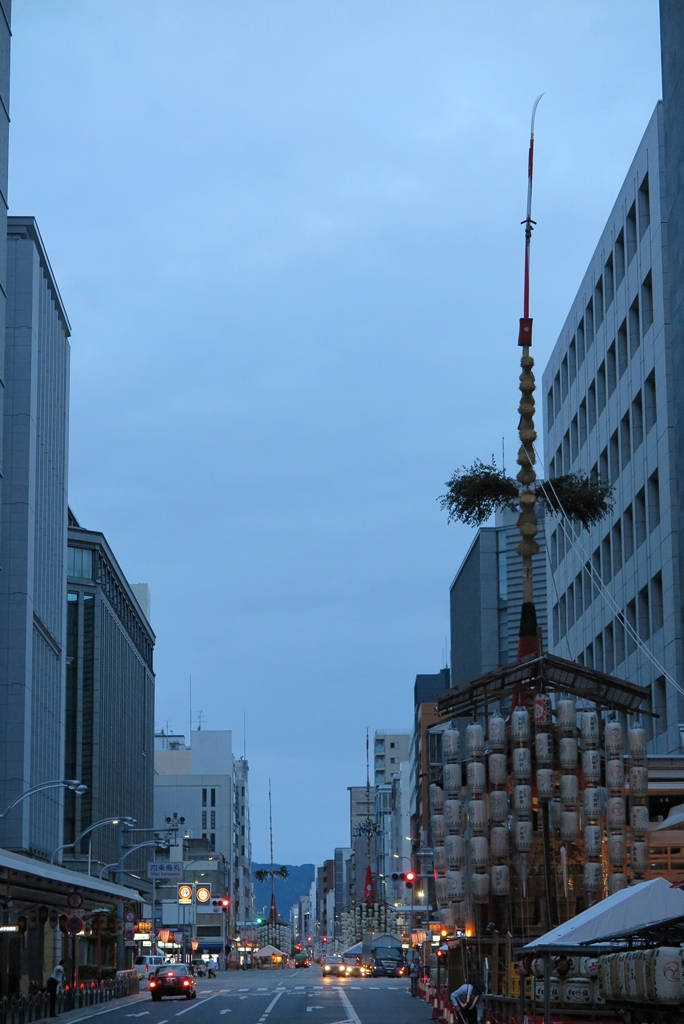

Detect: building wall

[64,525,155,868]
[0,218,70,858]
[542,104,684,751]
[373,731,410,785]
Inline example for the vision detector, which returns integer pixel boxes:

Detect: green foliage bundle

[255,865,289,883]
[439,459,612,530]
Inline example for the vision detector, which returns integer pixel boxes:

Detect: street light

[99,839,169,880]
[50,816,137,873]
[0,779,86,820]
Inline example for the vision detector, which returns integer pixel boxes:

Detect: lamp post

[99,839,169,971]
[0,779,87,820]
[50,816,137,872]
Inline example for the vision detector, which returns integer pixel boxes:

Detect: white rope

[532,443,684,703]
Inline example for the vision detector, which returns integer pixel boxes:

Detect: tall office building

[63,516,155,870]
[541,103,683,751]
[0,0,10,511]
[449,507,548,689]
[0,217,70,858]
[373,731,410,786]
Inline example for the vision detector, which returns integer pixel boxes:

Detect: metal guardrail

[0,971,139,1024]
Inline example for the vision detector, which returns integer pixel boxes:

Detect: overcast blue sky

[9,1,661,864]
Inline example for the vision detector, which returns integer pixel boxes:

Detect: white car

[135,955,164,986]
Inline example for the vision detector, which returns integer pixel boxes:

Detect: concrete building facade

[541,103,684,751]
[373,731,410,786]
[0,218,71,859]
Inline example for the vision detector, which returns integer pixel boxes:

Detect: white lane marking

[175,993,220,1016]
[337,987,362,1024]
[256,989,283,1022]
[238,988,249,992]
[127,1015,150,1019]
[69,999,148,1024]
[219,1011,232,1016]
[306,1007,324,1012]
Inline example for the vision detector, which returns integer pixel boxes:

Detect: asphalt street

[67,968,433,1024]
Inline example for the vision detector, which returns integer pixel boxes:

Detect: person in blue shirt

[450,979,485,1024]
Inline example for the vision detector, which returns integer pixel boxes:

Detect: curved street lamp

[0,779,87,821]
[50,816,138,872]
[99,839,170,881]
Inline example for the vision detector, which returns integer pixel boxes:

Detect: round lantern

[513,747,532,780]
[513,785,532,814]
[465,722,485,758]
[560,774,578,804]
[491,864,509,896]
[535,732,553,766]
[511,706,531,743]
[628,723,647,759]
[446,869,464,900]
[469,800,487,830]
[443,762,462,797]
[584,824,602,856]
[558,697,577,732]
[631,841,648,873]
[630,805,649,833]
[442,728,460,763]
[515,819,533,852]
[606,797,626,829]
[534,693,552,728]
[605,719,623,757]
[470,835,489,867]
[431,814,445,842]
[471,871,490,902]
[582,749,601,784]
[488,752,507,786]
[435,876,449,906]
[629,766,648,798]
[560,811,579,842]
[429,784,444,813]
[445,834,465,869]
[490,825,508,859]
[467,760,486,795]
[580,710,599,746]
[606,758,625,792]
[608,833,626,867]
[536,769,554,800]
[444,799,463,833]
[489,790,508,823]
[584,861,602,892]
[582,787,601,819]
[433,846,447,875]
[488,712,506,751]
[559,737,578,769]
[549,799,561,829]
[608,873,628,895]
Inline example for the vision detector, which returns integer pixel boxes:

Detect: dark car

[150,964,197,1000]
[323,955,348,978]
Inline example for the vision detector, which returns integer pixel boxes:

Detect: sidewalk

[51,991,148,1024]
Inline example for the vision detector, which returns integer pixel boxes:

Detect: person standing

[450,979,485,1024]
[409,960,419,997]
[47,961,65,1018]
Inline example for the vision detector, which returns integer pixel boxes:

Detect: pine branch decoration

[439,459,612,530]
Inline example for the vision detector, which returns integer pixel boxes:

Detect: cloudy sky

[9,1,661,864]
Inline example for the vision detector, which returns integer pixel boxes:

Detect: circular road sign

[125,910,135,924]
[178,884,193,903]
[66,891,83,909]
[195,885,211,904]
[66,916,84,935]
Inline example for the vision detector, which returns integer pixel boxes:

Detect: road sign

[177,883,193,905]
[66,916,84,935]
[125,910,135,924]
[124,928,135,942]
[66,891,83,909]
[148,862,182,881]
[195,884,211,904]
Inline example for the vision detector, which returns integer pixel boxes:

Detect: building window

[605,253,615,308]
[211,811,216,828]
[607,341,616,396]
[609,430,619,484]
[651,573,664,633]
[629,295,640,356]
[561,355,569,400]
[574,572,583,621]
[202,788,207,807]
[612,522,622,575]
[67,546,93,579]
[547,387,554,425]
[602,534,612,584]
[210,834,215,850]
[626,599,637,654]
[202,812,207,829]
[595,276,604,329]
[638,173,650,238]
[645,370,657,432]
[641,272,654,335]
[569,337,577,382]
[605,623,614,675]
[588,381,597,431]
[615,229,625,285]
[635,488,647,547]
[648,471,660,530]
[618,320,628,377]
[586,298,594,348]
[638,585,650,640]
[624,504,635,562]
[211,788,216,807]
[579,398,587,447]
[632,391,644,450]
[615,617,626,665]
[597,363,606,413]
[577,318,585,363]
[653,675,667,735]
[626,202,637,263]
[620,412,631,469]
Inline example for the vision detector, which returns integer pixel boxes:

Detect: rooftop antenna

[243,711,246,760]
[189,674,192,743]
[197,710,203,731]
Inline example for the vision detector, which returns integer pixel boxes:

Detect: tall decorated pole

[516,94,544,660]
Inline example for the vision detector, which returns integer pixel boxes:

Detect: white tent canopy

[653,802,684,831]
[524,877,684,948]
[255,944,285,957]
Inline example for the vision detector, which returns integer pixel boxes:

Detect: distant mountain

[252,863,316,921]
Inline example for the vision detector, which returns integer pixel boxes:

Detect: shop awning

[0,847,143,911]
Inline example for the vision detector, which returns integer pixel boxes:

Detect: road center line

[175,993,220,1017]
[337,988,362,1024]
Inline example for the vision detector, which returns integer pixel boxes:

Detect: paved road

[71,968,433,1024]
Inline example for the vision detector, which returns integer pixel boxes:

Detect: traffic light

[220,898,230,913]
[391,870,416,889]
